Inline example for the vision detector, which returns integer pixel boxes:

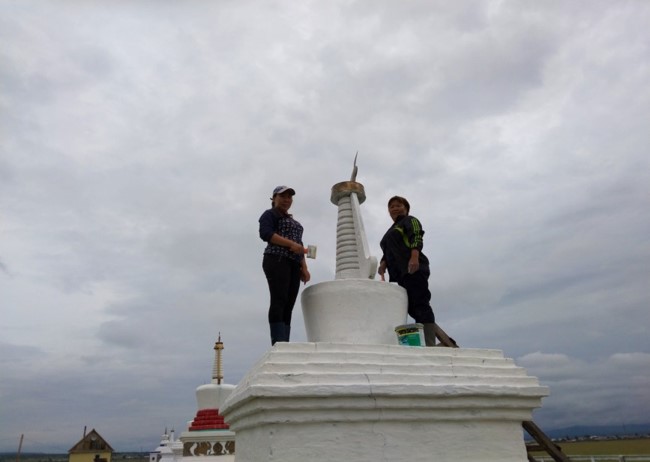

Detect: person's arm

[270,233,304,255]
[378,232,389,280]
[405,216,424,273]
[408,249,419,274]
[378,257,387,281]
[259,210,276,241]
[300,258,311,284]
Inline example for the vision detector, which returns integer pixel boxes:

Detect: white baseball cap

[272,185,296,196]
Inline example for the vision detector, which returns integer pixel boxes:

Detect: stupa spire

[212,333,224,384]
[330,153,377,279]
[350,151,358,181]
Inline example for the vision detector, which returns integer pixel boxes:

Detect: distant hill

[535,423,650,440]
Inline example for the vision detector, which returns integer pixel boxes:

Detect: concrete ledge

[222,343,549,462]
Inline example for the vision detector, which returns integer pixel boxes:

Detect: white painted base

[222,343,549,462]
[234,420,527,462]
[301,279,408,344]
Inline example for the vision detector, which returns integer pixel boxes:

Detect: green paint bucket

[395,323,424,347]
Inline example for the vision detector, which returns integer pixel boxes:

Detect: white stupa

[302,156,408,344]
[180,334,236,460]
[222,160,549,462]
[149,429,181,462]
[151,335,236,462]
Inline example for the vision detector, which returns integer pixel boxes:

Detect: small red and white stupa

[150,335,236,462]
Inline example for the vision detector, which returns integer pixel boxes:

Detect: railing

[534,456,650,462]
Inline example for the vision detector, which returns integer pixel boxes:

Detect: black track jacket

[380,214,430,281]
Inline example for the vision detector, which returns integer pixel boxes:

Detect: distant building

[69,428,114,462]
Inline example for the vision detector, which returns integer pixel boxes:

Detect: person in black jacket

[258,185,310,345]
[379,195,437,346]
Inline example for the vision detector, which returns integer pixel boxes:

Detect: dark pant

[262,254,301,325]
[398,270,435,324]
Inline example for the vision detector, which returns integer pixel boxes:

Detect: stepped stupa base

[221,342,548,462]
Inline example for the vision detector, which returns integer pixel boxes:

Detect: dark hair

[387,195,410,213]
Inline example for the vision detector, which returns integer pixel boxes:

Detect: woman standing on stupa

[378,195,437,346]
[258,185,310,345]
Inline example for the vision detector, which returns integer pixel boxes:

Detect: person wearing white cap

[258,185,311,345]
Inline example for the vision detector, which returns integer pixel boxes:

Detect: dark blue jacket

[259,208,304,262]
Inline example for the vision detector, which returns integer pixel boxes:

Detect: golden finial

[212,332,224,384]
[350,151,358,182]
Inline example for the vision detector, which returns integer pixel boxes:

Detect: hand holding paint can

[304,245,317,259]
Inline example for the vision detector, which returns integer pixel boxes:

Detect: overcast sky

[1,0,649,453]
